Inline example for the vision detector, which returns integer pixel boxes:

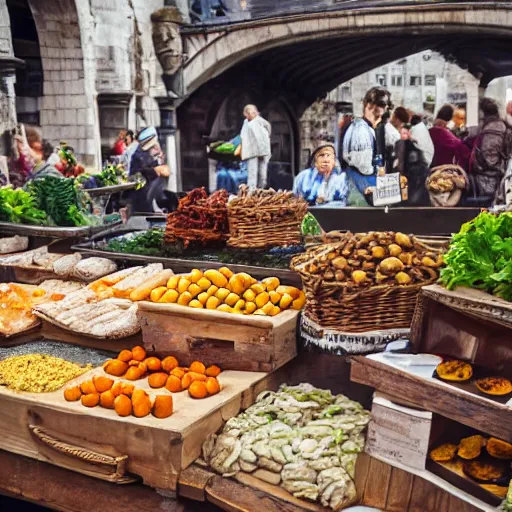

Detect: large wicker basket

[227,187,308,249]
[291,234,442,333]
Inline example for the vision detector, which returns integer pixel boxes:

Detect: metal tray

[72,237,301,286]
[0,220,122,239]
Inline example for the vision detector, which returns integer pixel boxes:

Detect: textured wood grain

[385,466,414,511]
[408,476,441,512]
[350,356,512,442]
[362,457,391,509]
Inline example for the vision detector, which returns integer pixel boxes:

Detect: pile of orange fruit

[103,346,222,400]
[63,376,173,419]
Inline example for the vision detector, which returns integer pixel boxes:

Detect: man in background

[240,104,271,189]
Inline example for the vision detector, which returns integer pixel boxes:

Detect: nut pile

[0,354,92,393]
[292,231,443,293]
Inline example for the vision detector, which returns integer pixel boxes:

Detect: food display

[291,231,442,331]
[134,266,305,316]
[103,347,222,399]
[434,359,512,398]
[33,288,140,339]
[202,383,370,510]
[165,188,229,247]
[0,354,92,393]
[0,186,47,225]
[64,377,174,419]
[440,212,512,300]
[227,187,308,249]
[426,165,468,207]
[0,235,29,254]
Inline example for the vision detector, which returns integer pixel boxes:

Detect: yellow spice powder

[0,354,92,393]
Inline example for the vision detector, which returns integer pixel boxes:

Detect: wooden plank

[362,457,391,509]
[447,494,482,512]
[353,451,371,501]
[178,465,215,501]
[350,356,512,442]
[408,475,440,512]
[385,466,414,511]
[206,474,320,512]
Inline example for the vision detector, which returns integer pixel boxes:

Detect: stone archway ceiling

[244,34,512,106]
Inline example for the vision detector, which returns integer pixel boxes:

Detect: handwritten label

[373,173,402,206]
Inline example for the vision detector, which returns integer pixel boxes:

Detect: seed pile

[0,354,92,393]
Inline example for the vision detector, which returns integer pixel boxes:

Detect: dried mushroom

[486,438,512,460]
[458,435,486,460]
[430,443,457,462]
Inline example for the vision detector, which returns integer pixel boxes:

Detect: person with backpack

[469,98,511,203]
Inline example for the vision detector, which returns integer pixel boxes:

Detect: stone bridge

[156,1,512,189]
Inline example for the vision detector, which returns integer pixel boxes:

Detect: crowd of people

[293,86,512,208]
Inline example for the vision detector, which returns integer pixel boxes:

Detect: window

[391,76,403,87]
[376,74,386,87]
[410,76,421,86]
[424,75,436,86]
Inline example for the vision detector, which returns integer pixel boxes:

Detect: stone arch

[182,4,512,97]
[27,0,99,166]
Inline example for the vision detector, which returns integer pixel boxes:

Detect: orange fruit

[188,381,208,399]
[188,371,207,382]
[64,386,82,402]
[114,394,132,417]
[100,390,116,409]
[81,393,100,408]
[189,361,206,375]
[205,365,221,377]
[122,383,135,396]
[131,346,147,361]
[145,357,162,372]
[165,375,183,393]
[181,373,193,390]
[103,359,128,377]
[117,349,133,362]
[205,377,221,396]
[161,356,179,373]
[111,381,124,397]
[93,376,114,393]
[170,368,185,379]
[80,380,96,395]
[148,372,168,389]
[152,395,173,419]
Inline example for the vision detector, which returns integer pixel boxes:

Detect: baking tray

[0,220,122,239]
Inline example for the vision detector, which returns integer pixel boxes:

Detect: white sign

[373,173,402,206]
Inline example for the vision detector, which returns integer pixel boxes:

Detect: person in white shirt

[409,115,434,167]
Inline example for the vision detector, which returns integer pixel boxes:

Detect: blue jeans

[346,168,376,206]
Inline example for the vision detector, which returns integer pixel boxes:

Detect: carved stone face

[152,22,183,76]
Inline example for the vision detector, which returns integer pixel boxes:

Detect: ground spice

[0,354,92,393]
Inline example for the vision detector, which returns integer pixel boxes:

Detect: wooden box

[365,393,432,470]
[137,302,299,372]
[0,366,268,492]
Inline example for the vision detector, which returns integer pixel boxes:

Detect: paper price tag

[373,173,402,206]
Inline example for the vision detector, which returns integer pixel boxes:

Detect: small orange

[170,368,185,379]
[114,394,132,417]
[100,390,116,409]
[148,372,168,389]
[161,356,179,373]
[111,381,124,397]
[103,359,128,377]
[93,376,114,393]
[188,381,208,399]
[205,377,221,396]
[81,393,100,408]
[189,361,206,375]
[131,346,147,361]
[152,395,173,419]
[124,366,146,381]
[80,380,96,395]
[121,383,135,397]
[205,365,221,377]
[165,375,183,393]
[145,357,162,372]
[117,349,133,362]
[181,373,193,390]
[64,386,82,402]
[188,371,207,382]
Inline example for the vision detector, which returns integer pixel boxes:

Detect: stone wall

[28,0,99,166]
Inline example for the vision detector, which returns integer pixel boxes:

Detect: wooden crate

[0,366,267,492]
[137,302,299,372]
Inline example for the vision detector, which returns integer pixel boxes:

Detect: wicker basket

[291,234,442,333]
[227,188,308,249]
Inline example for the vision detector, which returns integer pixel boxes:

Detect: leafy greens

[439,212,512,300]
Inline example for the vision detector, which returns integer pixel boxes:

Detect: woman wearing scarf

[293,143,348,207]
